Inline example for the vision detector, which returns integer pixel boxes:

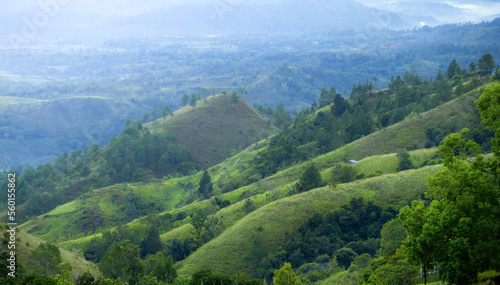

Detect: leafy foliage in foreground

[399,83,500,284]
[257,198,397,281]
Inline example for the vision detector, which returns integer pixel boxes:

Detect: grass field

[177,165,442,275]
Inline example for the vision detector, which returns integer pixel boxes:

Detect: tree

[319,87,335,108]
[399,83,500,284]
[334,164,357,184]
[165,238,193,262]
[397,150,413,171]
[182,94,189,106]
[231,91,239,103]
[146,252,177,284]
[478,53,495,72]
[99,242,129,282]
[162,105,172,118]
[273,262,303,285]
[99,240,145,284]
[295,164,323,193]
[140,225,162,258]
[271,104,292,129]
[198,171,214,199]
[469,61,477,73]
[446,59,461,79]
[190,93,200,107]
[380,219,406,256]
[28,242,62,276]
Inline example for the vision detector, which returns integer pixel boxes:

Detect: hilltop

[146,93,277,168]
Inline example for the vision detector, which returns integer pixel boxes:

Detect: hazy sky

[3,0,500,20]
[1,0,499,45]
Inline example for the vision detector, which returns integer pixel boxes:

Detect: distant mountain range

[4,0,497,45]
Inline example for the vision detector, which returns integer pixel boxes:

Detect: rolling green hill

[21,84,481,243]
[0,223,101,277]
[146,93,278,168]
[177,165,442,275]
[36,84,483,252]
[16,81,496,282]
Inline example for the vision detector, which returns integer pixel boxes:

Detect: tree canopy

[399,83,500,284]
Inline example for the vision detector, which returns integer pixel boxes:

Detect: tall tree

[399,83,500,284]
[99,240,145,284]
[469,60,477,73]
[295,164,324,193]
[478,53,495,72]
[272,104,293,130]
[99,242,129,282]
[319,87,335,108]
[198,171,214,199]
[28,242,62,276]
[140,225,162,258]
[446,59,461,79]
[273,262,303,285]
[182,94,189,106]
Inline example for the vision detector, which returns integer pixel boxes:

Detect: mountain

[0,0,440,45]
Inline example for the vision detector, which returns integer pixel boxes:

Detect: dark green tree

[332,93,349,118]
[334,164,357,183]
[161,105,172,117]
[146,252,177,284]
[28,242,62,276]
[469,60,477,72]
[478,53,495,72]
[231,91,239,103]
[99,240,145,284]
[198,171,214,199]
[319,87,335,108]
[140,225,162,258]
[98,242,129,282]
[296,164,324,193]
[397,150,413,171]
[446,59,461,79]
[271,104,293,129]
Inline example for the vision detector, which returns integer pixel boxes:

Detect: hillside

[177,165,442,275]
[146,93,277,168]
[32,83,484,251]
[0,223,100,277]
[0,96,144,170]
[12,75,500,284]
[21,83,482,242]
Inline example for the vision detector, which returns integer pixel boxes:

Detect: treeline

[218,54,497,193]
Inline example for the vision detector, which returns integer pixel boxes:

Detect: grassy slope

[45,86,478,249]
[177,165,442,276]
[146,93,278,168]
[22,86,482,273]
[58,147,436,252]
[0,224,101,277]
